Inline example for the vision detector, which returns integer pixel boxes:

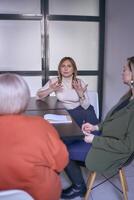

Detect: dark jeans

[63,105,101,187]
[65,131,101,162]
[64,133,101,187]
[67,104,99,128]
[65,104,100,161]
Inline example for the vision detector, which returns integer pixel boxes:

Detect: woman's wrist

[79,94,85,100]
[49,87,55,93]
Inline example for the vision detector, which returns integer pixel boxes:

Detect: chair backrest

[87,90,99,119]
[0,190,34,200]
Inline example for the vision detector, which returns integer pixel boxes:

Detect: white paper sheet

[44,114,72,124]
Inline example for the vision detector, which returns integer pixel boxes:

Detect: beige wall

[103,0,134,118]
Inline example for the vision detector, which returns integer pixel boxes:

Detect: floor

[60,160,134,200]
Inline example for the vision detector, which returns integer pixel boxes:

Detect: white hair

[0,73,30,114]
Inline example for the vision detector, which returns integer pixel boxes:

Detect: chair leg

[84,172,96,200]
[121,168,128,191]
[119,169,128,200]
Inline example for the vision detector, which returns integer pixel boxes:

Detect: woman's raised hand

[49,80,62,92]
[72,79,88,98]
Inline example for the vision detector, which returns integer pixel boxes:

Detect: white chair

[87,90,99,119]
[0,190,34,200]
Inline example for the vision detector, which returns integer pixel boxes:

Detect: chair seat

[0,189,34,200]
[87,90,99,119]
[84,168,128,200]
[84,152,134,200]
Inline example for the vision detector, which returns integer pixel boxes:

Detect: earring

[130,80,134,88]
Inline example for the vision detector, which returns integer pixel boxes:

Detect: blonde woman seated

[0,73,68,200]
[61,56,134,199]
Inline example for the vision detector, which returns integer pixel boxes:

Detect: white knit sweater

[37,77,90,110]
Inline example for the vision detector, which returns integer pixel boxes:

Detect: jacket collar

[105,93,134,121]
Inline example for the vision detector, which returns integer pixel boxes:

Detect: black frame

[0,0,105,119]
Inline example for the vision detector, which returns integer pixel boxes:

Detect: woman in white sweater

[37,57,100,199]
[37,56,98,127]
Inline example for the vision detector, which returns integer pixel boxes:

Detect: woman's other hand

[84,134,94,143]
[49,80,62,92]
[72,79,88,98]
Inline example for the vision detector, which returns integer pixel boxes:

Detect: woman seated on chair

[0,73,68,200]
[36,56,99,198]
[61,56,134,199]
[36,56,99,128]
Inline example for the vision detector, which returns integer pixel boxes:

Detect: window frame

[0,0,105,119]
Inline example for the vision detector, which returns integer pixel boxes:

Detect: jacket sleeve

[40,119,69,173]
[92,114,134,154]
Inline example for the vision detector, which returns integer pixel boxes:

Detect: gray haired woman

[0,73,68,200]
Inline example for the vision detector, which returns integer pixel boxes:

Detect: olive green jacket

[85,92,134,174]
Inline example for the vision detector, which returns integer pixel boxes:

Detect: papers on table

[44,114,72,124]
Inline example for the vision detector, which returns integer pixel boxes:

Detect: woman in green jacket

[61,56,134,199]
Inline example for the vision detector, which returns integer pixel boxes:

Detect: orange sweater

[0,115,68,200]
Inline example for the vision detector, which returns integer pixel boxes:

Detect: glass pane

[49,0,99,16]
[49,21,99,71]
[23,76,42,97]
[0,20,41,71]
[0,0,40,14]
[78,76,98,91]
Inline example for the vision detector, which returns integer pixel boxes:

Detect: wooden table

[26,96,65,111]
[25,97,83,139]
